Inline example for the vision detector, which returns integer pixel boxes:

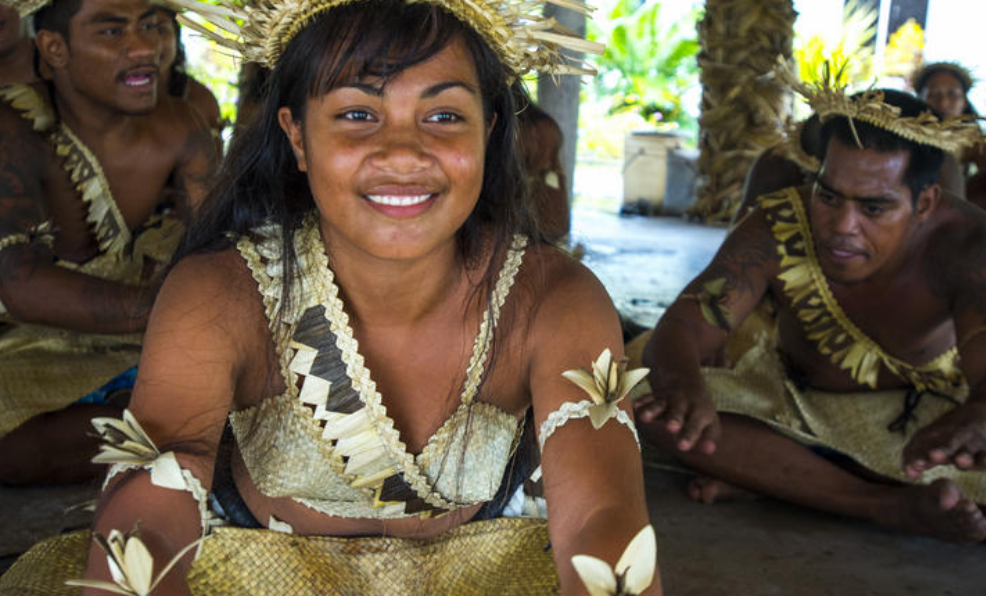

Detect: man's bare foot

[687,475,758,504]
[878,478,986,543]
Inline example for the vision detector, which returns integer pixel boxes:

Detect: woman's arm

[526,252,660,596]
[80,249,265,595]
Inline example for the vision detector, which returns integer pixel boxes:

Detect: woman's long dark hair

[176,0,540,326]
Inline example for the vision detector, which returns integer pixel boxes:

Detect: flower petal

[616,367,651,403]
[614,525,657,595]
[562,369,604,403]
[571,554,618,596]
[123,536,154,595]
[606,360,619,397]
[64,579,136,596]
[148,452,188,491]
[588,403,618,430]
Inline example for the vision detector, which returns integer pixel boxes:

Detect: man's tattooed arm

[674,207,778,334]
[0,108,54,307]
[637,206,780,453]
[942,223,986,396]
[0,108,158,333]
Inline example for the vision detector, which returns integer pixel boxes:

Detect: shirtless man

[636,89,986,543]
[0,0,216,484]
[0,4,36,84]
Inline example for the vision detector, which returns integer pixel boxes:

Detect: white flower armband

[538,349,649,453]
[572,524,658,596]
[92,410,214,556]
[65,526,203,596]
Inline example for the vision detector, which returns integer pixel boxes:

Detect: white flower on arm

[91,409,160,466]
[91,409,188,491]
[571,524,658,596]
[65,527,202,596]
[561,349,650,429]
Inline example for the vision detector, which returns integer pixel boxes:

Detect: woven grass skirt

[702,339,986,504]
[0,518,558,595]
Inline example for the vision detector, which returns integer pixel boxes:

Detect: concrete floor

[571,208,726,328]
[2,208,984,593]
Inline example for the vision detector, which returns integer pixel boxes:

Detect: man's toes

[687,476,715,504]
[955,501,986,542]
[932,478,962,510]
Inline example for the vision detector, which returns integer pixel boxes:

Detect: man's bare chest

[772,278,955,391]
[42,141,174,261]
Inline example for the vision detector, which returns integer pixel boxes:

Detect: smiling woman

[0,0,662,594]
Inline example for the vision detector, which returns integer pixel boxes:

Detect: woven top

[231,215,527,519]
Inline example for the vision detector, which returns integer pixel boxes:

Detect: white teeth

[365,194,432,206]
[125,76,151,87]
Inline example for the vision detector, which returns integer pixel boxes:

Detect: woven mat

[0,518,558,595]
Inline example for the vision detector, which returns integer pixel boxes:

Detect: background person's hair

[819,90,945,204]
[160,10,189,99]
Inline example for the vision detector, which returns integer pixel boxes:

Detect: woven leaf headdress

[5,0,49,17]
[164,0,604,74]
[780,61,982,156]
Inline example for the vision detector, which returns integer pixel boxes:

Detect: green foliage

[587,0,701,135]
[882,18,924,78]
[793,0,877,89]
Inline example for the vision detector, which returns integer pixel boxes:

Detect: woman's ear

[485,112,497,143]
[35,30,69,70]
[277,107,307,172]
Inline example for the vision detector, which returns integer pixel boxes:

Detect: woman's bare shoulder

[517,244,621,348]
[153,247,268,346]
[521,245,612,302]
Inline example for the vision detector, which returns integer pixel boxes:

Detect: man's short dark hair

[33,0,82,40]
[819,90,945,205]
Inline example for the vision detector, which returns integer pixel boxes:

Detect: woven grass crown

[785,65,982,155]
[166,0,604,75]
[5,0,54,17]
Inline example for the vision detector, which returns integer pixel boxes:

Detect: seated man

[0,0,216,484]
[0,3,36,84]
[635,87,986,543]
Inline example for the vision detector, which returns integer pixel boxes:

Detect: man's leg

[639,413,986,543]
[0,403,122,485]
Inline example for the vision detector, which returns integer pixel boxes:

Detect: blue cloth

[74,366,137,405]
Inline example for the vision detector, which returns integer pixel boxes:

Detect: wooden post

[689,0,797,223]
[537,4,587,206]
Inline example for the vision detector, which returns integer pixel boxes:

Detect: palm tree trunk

[689,0,797,223]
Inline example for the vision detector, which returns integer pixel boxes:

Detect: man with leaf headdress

[0,0,216,484]
[636,84,986,543]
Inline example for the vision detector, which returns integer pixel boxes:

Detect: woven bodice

[231,216,527,519]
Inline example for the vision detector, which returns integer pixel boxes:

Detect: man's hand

[903,400,986,477]
[634,380,720,455]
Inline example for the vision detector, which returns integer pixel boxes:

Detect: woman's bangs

[303,1,462,98]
